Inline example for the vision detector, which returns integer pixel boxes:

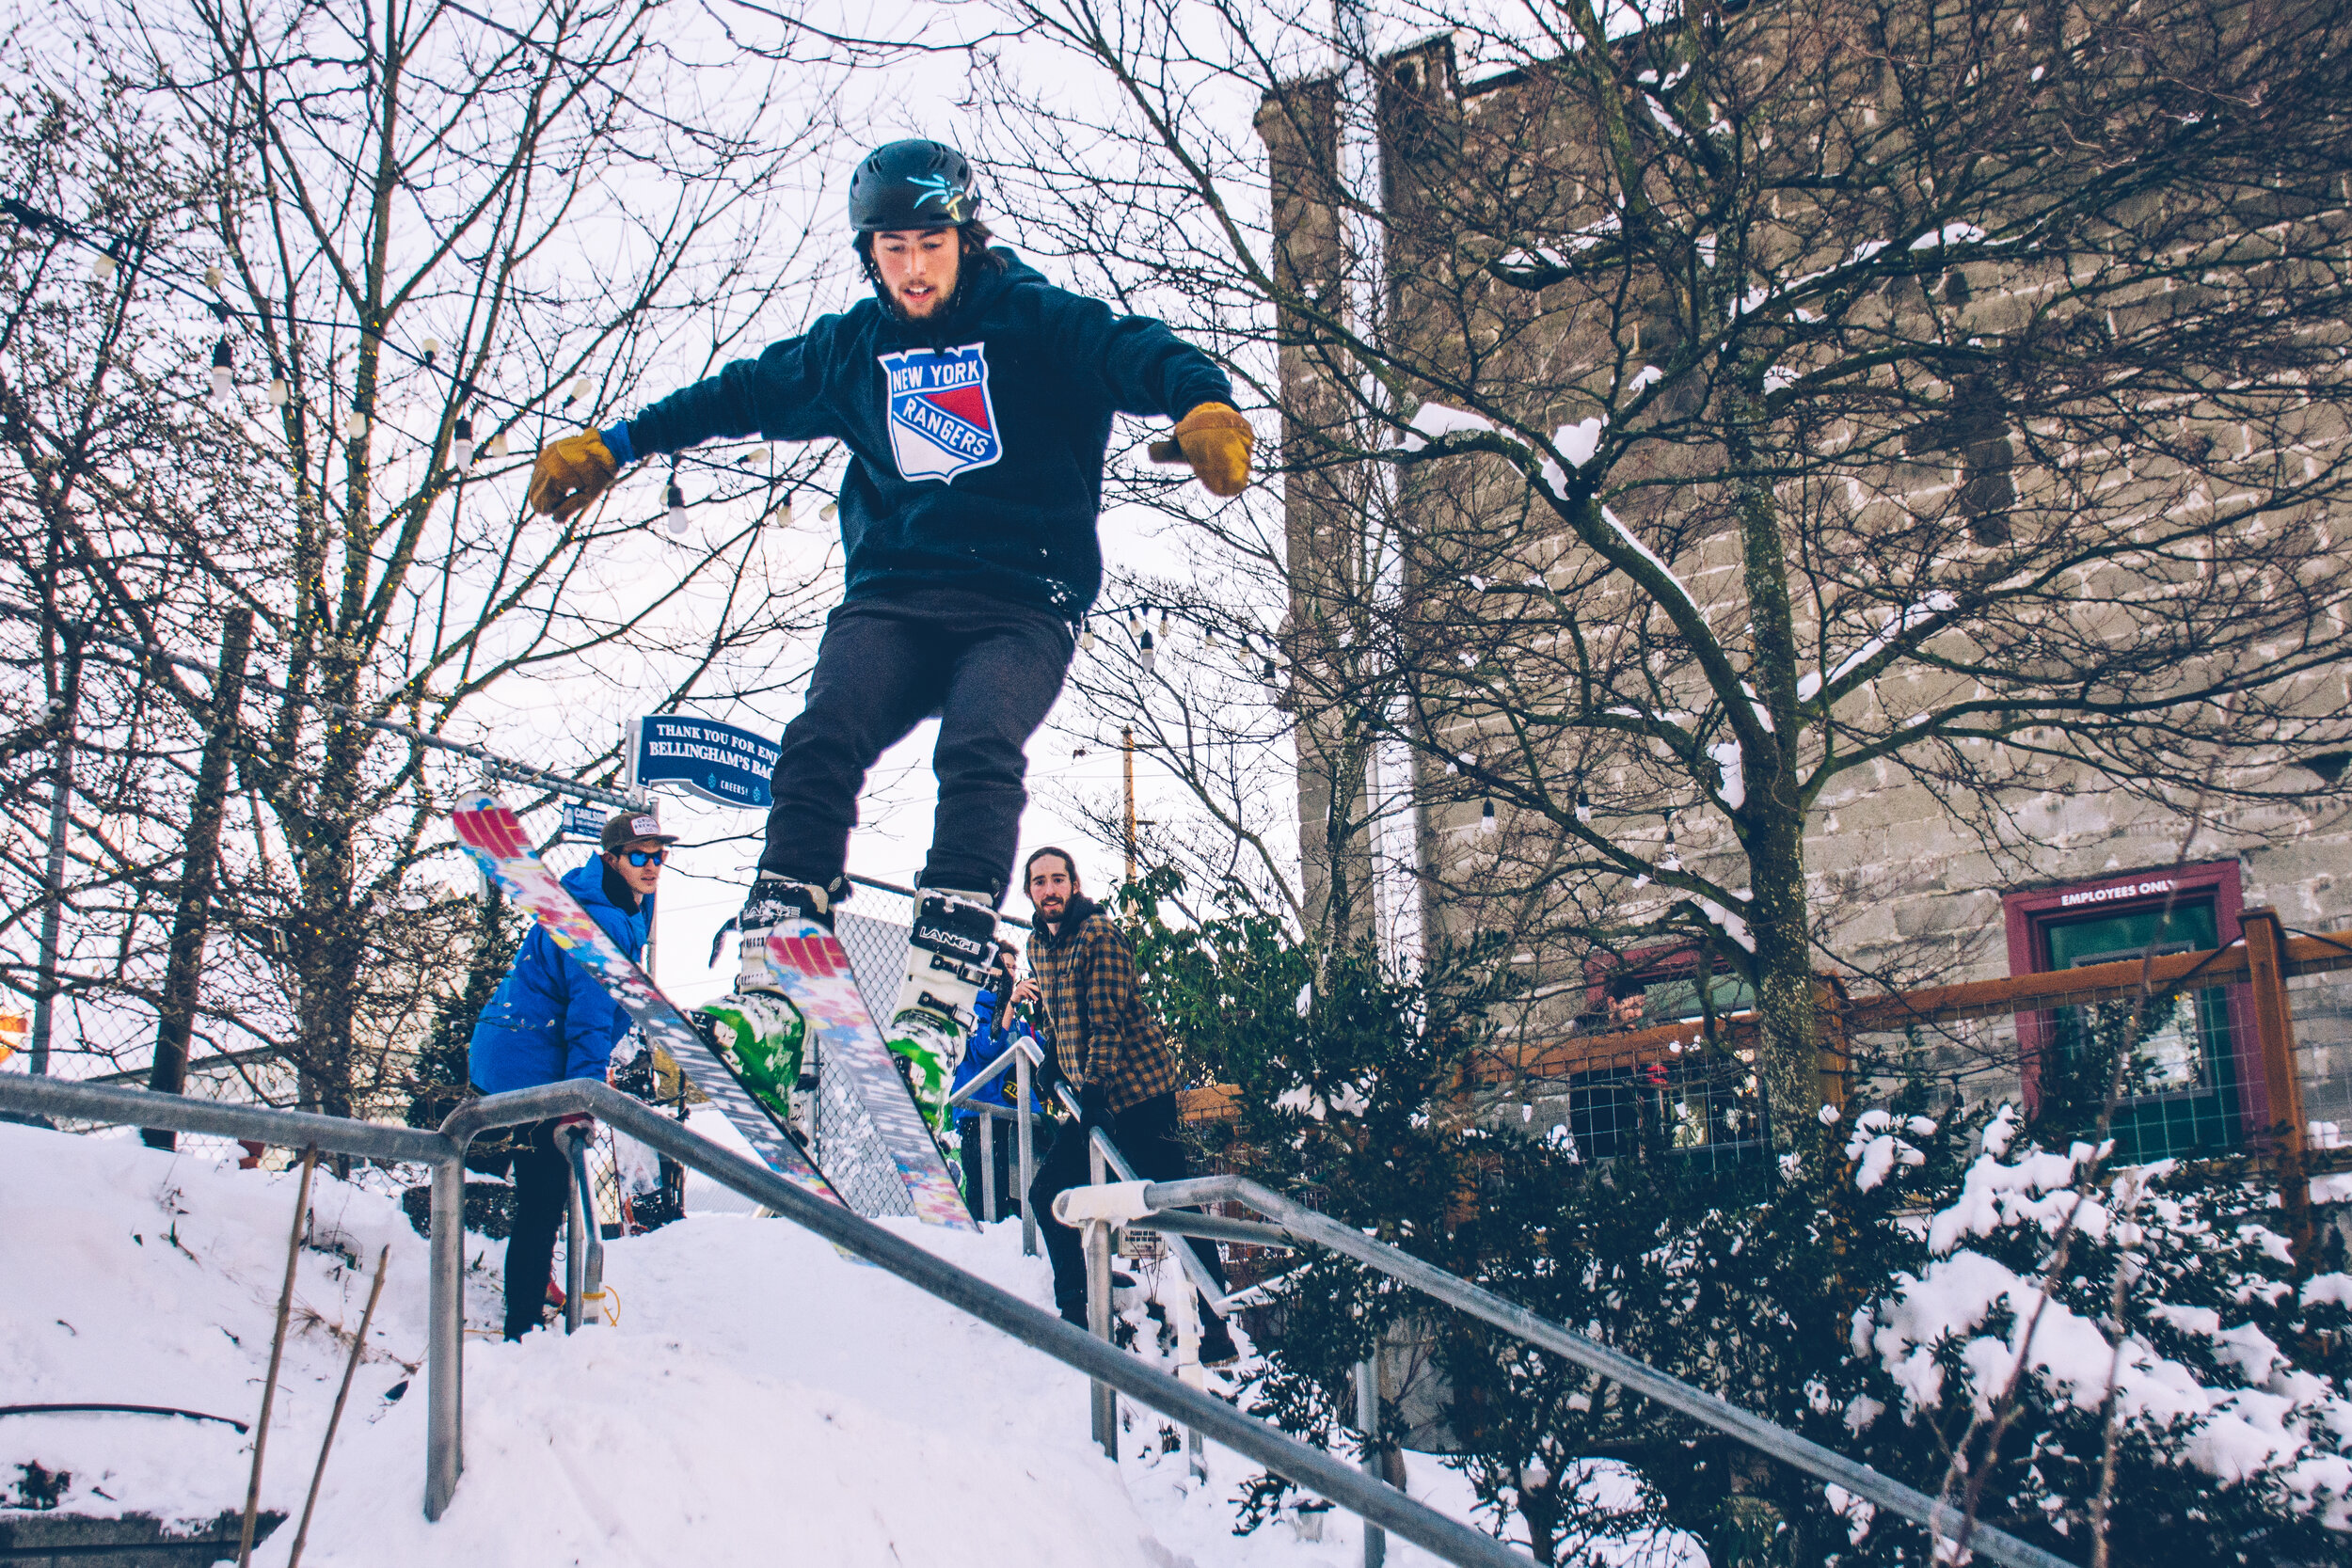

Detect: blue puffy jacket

[469,862,649,1096]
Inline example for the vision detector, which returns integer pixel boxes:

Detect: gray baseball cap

[600,810,679,853]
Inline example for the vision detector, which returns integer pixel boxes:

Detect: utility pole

[146,608,254,1146]
[29,640,83,1077]
[1121,726,1137,885]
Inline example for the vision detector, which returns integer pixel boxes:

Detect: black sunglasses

[620,848,667,867]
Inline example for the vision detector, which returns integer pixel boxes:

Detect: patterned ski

[448,791,843,1212]
[760,925,976,1230]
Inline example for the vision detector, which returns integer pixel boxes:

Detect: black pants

[760,587,1074,902]
[502,1120,574,1341]
[1029,1092,1229,1325]
[958,1113,1017,1224]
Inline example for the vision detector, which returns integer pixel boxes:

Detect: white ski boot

[736,874,842,995]
[884,887,1000,1125]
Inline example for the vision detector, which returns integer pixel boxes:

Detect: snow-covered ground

[0,1117,1612,1566]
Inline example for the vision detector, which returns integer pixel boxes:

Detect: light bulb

[568,376,591,406]
[1157,610,1170,637]
[484,431,508,460]
[345,409,368,439]
[90,252,117,281]
[209,340,231,402]
[453,416,474,469]
[421,338,439,363]
[1127,610,1142,637]
[204,263,223,289]
[267,377,288,408]
[819,501,838,521]
[1079,627,1097,652]
[666,481,689,536]
[1139,628,1156,674]
[1575,789,1593,824]
[1480,799,1497,836]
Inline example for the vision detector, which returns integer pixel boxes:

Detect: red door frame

[1999,859,2263,1126]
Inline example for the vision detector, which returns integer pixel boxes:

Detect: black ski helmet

[849,139,979,232]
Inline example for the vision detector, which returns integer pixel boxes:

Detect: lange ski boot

[737,874,842,995]
[693,991,818,1150]
[885,887,1000,1126]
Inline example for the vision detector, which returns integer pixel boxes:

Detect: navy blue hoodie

[607,250,1232,619]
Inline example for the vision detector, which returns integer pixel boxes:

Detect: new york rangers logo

[879,342,1001,483]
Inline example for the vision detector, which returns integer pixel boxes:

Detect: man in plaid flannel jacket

[1013,847,1236,1359]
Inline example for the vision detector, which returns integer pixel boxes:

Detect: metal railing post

[1085,1217,1116,1458]
[425,1154,465,1521]
[1016,1048,1037,1255]
[1359,1355,1386,1568]
[977,1108,996,1223]
[564,1127,606,1325]
[563,1132,587,1335]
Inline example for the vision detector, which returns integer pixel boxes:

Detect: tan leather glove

[528,429,619,521]
[1147,403,1253,498]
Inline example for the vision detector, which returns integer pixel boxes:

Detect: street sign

[633,714,778,810]
[561,801,609,842]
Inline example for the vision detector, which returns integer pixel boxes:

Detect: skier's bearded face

[872,228,960,319]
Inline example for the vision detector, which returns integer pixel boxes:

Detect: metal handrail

[944,1035,1041,1110]
[1131,1175,2073,1568]
[434,1081,1526,1568]
[1040,1081,1233,1320]
[0,1072,1525,1564]
[0,1072,456,1163]
[944,1034,1041,1243]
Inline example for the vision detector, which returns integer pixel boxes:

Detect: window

[2003,862,2254,1161]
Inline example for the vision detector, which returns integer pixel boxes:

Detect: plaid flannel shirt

[1026,895,1179,1114]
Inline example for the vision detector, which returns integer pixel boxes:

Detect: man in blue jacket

[469,810,673,1338]
[526,138,1252,1119]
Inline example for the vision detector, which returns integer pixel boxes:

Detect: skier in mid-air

[526,138,1251,1117]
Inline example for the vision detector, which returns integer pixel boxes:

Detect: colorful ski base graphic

[761,927,975,1230]
[448,791,842,1212]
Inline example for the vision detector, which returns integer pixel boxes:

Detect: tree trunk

[1728,386,1825,1143]
[144,608,254,1147]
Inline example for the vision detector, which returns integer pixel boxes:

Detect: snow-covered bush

[1141,891,2351,1562]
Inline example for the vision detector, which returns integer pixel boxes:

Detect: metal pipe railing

[1133,1175,2072,1568]
[0,1074,1529,1560]
[1049,1082,1230,1316]
[560,1127,604,1334]
[945,1035,1041,1244]
[437,1081,1526,1568]
[0,1072,454,1164]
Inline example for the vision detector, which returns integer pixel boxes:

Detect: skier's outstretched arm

[1050,297,1254,498]
[528,325,845,520]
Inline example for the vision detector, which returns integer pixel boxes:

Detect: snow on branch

[1798,591,1960,702]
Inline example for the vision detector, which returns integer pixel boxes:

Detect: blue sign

[560,801,608,842]
[635,715,778,810]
